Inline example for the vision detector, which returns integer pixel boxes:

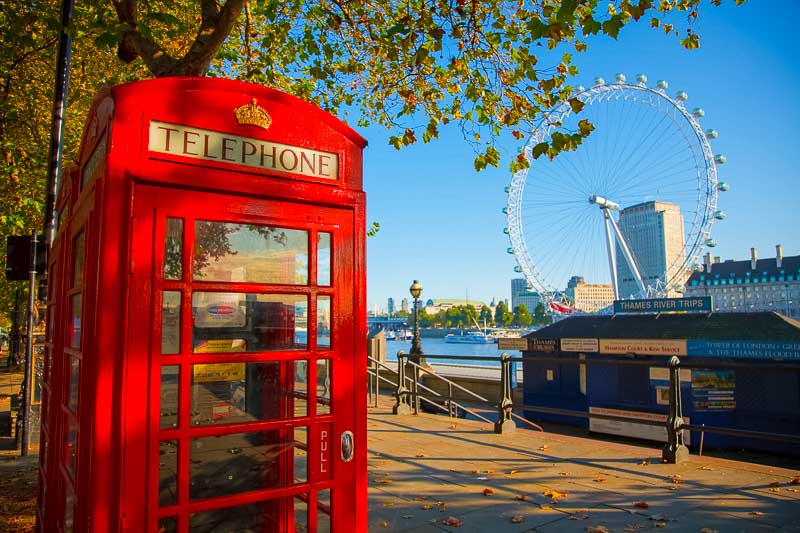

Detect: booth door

[128,185,356,532]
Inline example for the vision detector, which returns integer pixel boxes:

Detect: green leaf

[532,142,549,159]
[556,0,579,23]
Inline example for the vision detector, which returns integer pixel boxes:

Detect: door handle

[340,430,354,462]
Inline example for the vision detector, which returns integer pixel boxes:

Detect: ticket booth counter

[37,78,367,532]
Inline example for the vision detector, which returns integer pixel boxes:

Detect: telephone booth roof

[74,77,368,206]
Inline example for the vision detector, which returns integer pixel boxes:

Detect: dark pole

[20,232,38,456]
[408,280,425,366]
[41,0,75,260]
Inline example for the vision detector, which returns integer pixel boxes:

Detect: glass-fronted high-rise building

[617,201,685,298]
[511,278,541,312]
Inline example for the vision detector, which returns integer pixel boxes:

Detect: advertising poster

[691,370,735,410]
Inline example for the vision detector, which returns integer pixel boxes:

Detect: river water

[384,337,522,366]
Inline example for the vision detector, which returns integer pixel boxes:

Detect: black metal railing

[369,351,800,464]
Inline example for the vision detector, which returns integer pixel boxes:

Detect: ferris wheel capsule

[503,227,510,234]
[506,247,514,254]
[513,266,522,273]
[714,210,726,220]
[717,181,730,191]
[504,186,510,193]
[574,85,586,94]
[705,129,718,140]
[656,80,668,90]
[692,108,705,118]
[705,238,717,247]
[636,74,647,85]
[675,91,688,102]
[714,154,727,164]
[693,264,705,272]
[502,207,508,214]
[615,73,626,83]
[594,77,605,86]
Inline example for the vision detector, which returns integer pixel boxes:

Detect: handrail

[405,358,489,403]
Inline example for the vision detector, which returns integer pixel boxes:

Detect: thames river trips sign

[613,296,712,314]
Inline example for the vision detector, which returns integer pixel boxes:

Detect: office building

[565,276,614,313]
[617,201,685,298]
[685,246,800,318]
[387,297,395,316]
[511,278,542,312]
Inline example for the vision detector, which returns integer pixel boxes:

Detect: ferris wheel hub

[589,194,619,211]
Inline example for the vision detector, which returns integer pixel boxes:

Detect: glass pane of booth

[317,232,331,286]
[317,296,331,349]
[160,366,179,429]
[192,293,308,352]
[68,357,80,413]
[161,291,181,354]
[318,489,332,533]
[73,231,85,287]
[69,294,82,349]
[317,360,331,415]
[158,517,177,533]
[158,440,178,506]
[193,221,308,285]
[190,361,308,425]
[190,426,307,500]
[189,494,308,532]
[164,218,184,280]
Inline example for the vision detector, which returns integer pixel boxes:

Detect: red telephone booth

[37,77,367,532]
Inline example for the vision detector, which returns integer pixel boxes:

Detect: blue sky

[362,1,800,312]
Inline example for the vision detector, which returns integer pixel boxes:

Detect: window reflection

[317,296,331,349]
[193,221,308,284]
[190,361,308,425]
[192,293,308,353]
[160,366,179,429]
[73,232,84,287]
[317,360,331,415]
[317,232,331,286]
[189,495,308,533]
[69,294,81,349]
[318,489,331,533]
[190,427,307,500]
[163,218,183,280]
[158,440,178,506]
[161,291,181,354]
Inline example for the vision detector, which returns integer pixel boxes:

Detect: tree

[533,302,552,326]
[479,305,494,328]
[0,0,736,324]
[512,304,533,328]
[494,301,512,328]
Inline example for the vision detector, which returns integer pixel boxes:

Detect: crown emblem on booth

[234,98,272,130]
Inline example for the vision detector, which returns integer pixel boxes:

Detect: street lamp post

[409,280,424,359]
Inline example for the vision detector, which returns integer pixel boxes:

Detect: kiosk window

[189,426,308,500]
[163,218,183,280]
[73,232,85,287]
[193,221,308,285]
[189,495,308,532]
[161,291,181,354]
[67,357,80,413]
[192,293,308,353]
[318,489,331,532]
[69,294,82,349]
[190,360,308,425]
[317,296,331,349]
[317,232,331,286]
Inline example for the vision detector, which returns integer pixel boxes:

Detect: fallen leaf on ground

[507,469,519,475]
[654,521,667,528]
[485,469,495,474]
[472,470,481,474]
[770,481,781,487]
[538,445,550,451]
[790,476,800,485]
[375,478,392,484]
[416,453,428,458]
[669,474,683,484]
[593,477,607,483]
[510,515,525,524]
[442,516,463,527]
[482,488,495,496]
[539,504,553,510]
[639,459,650,466]
[633,502,649,509]
[585,526,609,533]
[421,503,434,510]
[543,489,567,500]
[559,471,571,476]
[449,424,458,429]
[698,466,713,471]
[515,494,527,501]
[770,487,781,493]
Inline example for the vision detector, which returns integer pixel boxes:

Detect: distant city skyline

[364,2,800,310]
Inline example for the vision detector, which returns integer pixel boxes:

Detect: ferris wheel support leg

[607,211,648,298]
[602,209,619,300]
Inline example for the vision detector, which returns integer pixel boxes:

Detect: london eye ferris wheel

[504,74,729,311]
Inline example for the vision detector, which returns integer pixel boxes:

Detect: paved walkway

[367,403,800,532]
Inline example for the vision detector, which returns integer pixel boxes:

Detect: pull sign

[340,431,354,463]
[320,429,329,474]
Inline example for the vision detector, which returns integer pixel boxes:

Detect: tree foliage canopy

[0,0,742,324]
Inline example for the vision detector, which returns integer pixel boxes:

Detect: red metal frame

[38,78,367,532]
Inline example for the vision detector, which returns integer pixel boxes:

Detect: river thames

[384,337,522,366]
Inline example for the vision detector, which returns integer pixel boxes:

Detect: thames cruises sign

[613,296,712,314]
